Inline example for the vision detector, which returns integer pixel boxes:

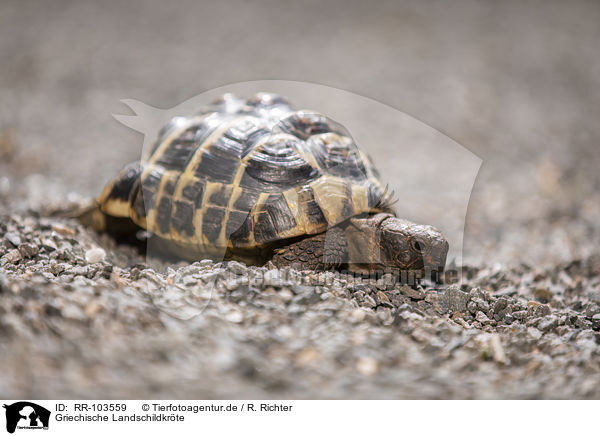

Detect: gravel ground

[1,0,600,399]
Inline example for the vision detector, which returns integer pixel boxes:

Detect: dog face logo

[2,402,50,433]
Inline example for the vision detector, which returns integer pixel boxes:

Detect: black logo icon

[2,402,50,434]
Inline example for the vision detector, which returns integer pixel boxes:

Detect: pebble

[4,233,21,247]
[226,261,247,275]
[533,287,553,303]
[584,303,600,318]
[398,285,425,300]
[40,239,57,252]
[537,316,558,332]
[512,310,528,321]
[356,357,379,376]
[494,298,508,315]
[444,287,470,313]
[527,327,543,340]
[295,348,321,366]
[489,334,508,364]
[349,308,367,323]
[362,294,377,309]
[2,249,22,264]
[467,300,478,315]
[278,288,294,303]
[528,301,550,317]
[61,304,87,321]
[18,243,39,259]
[51,223,77,236]
[225,310,244,323]
[476,311,491,325]
[375,291,393,307]
[503,313,514,324]
[85,247,106,264]
[494,286,517,297]
[263,269,281,287]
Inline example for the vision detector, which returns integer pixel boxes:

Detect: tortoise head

[348,213,449,282]
[379,215,448,282]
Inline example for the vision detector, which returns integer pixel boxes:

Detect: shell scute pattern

[103,93,393,253]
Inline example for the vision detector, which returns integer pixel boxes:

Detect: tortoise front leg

[270,227,347,271]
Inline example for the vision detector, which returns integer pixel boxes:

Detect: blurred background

[1,0,599,267]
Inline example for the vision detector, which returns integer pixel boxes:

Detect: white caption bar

[0,400,594,435]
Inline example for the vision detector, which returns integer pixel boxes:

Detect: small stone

[84,301,102,318]
[489,334,508,364]
[472,297,490,314]
[533,287,553,303]
[398,285,425,300]
[527,301,550,317]
[362,294,377,309]
[467,300,478,315]
[494,286,517,297]
[527,327,543,339]
[512,310,527,321]
[278,288,294,302]
[584,303,600,318]
[591,314,600,331]
[2,249,22,264]
[295,348,321,366]
[85,247,106,264]
[411,327,433,343]
[51,223,77,236]
[44,302,61,317]
[264,269,281,287]
[376,307,394,325]
[225,310,244,323]
[182,275,199,286]
[349,308,367,323]
[375,291,393,307]
[444,287,470,313]
[356,357,379,376]
[476,311,490,324]
[40,239,57,252]
[69,266,89,277]
[425,291,448,314]
[493,298,508,315]
[375,274,395,290]
[61,304,86,321]
[4,233,21,247]
[538,315,558,332]
[226,261,247,275]
[18,243,39,259]
[198,259,213,267]
[534,305,551,317]
[292,284,313,295]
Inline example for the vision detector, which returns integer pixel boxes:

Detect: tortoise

[89,92,448,280]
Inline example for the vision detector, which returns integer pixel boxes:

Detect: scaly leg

[270,227,347,271]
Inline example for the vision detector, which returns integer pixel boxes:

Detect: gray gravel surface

[1,215,600,398]
[1,0,600,398]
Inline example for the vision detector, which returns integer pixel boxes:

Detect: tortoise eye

[411,240,424,252]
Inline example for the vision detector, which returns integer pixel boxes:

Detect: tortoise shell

[98,93,393,257]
